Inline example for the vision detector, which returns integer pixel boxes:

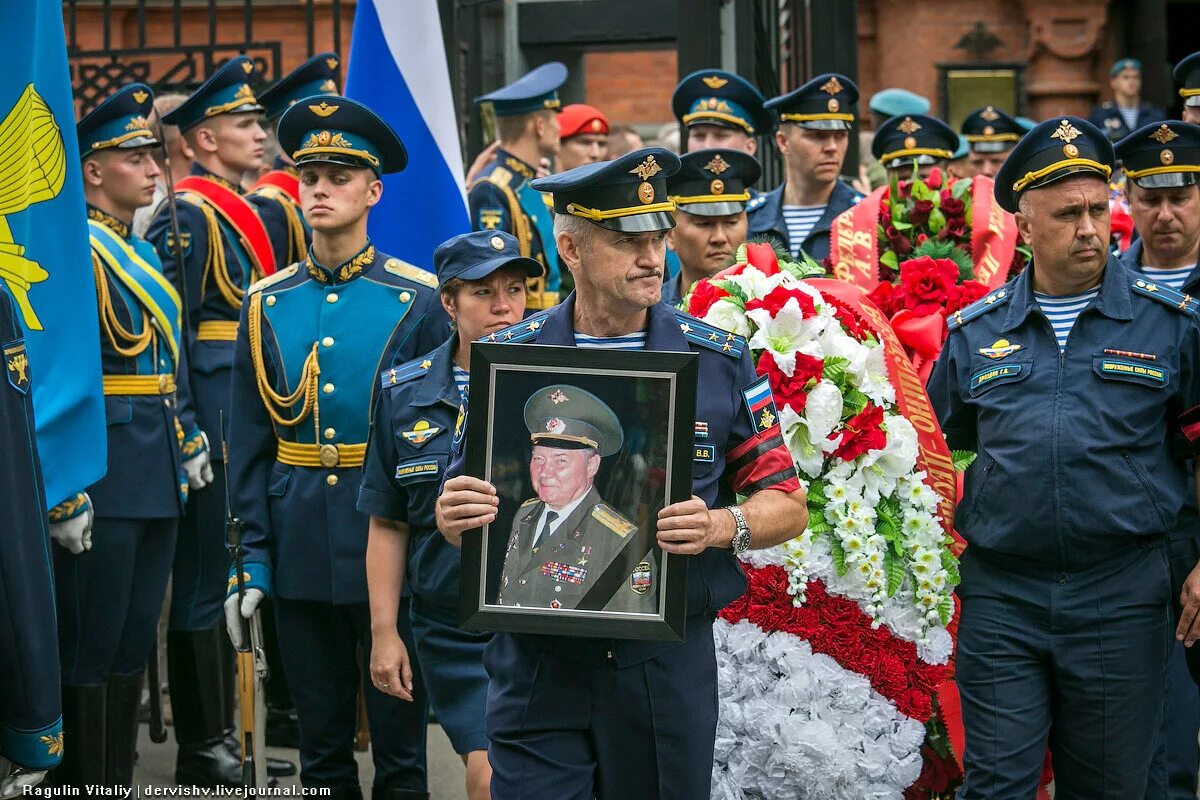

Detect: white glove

[0,759,46,800]
[183,431,215,490]
[49,500,94,555]
[224,587,264,650]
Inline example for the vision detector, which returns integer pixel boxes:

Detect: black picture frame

[459,343,698,642]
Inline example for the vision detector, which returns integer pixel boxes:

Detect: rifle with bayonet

[221,411,268,788]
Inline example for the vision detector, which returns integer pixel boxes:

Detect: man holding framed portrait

[436,147,808,799]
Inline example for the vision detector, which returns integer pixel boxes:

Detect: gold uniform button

[399,291,411,303]
[324,427,336,440]
[319,444,339,468]
[266,295,277,306]
[326,292,339,304]
[322,336,335,347]
[323,382,335,394]
[326,474,339,486]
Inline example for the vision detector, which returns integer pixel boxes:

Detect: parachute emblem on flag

[0,83,65,331]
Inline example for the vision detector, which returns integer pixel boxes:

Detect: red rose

[880,202,893,221]
[899,256,958,316]
[947,280,989,315]
[909,199,934,227]
[925,167,943,190]
[866,281,900,317]
[940,196,966,219]
[757,351,822,413]
[745,285,817,318]
[687,280,730,318]
[940,217,968,241]
[829,403,887,462]
[743,241,781,276]
[916,233,929,245]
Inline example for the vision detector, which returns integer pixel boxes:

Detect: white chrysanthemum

[802,380,844,444]
[859,344,896,405]
[703,298,752,338]
[862,414,919,478]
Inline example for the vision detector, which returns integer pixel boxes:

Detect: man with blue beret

[748,73,864,262]
[248,52,341,273]
[468,62,566,312]
[1089,57,1167,143]
[872,112,959,181]
[961,105,1023,179]
[225,95,447,798]
[1117,120,1200,800]
[436,147,808,798]
[928,115,1200,797]
[671,69,768,155]
[1175,52,1200,126]
[868,87,931,128]
[662,148,760,306]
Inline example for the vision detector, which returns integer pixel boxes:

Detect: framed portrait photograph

[459,343,698,641]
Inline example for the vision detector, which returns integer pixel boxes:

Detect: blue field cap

[434,230,544,286]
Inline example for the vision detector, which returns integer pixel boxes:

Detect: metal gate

[65,0,349,115]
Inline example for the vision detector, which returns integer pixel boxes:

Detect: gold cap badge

[630,156,662,181]
[904,136,918,149]
[1161,149,1175,165]
[309,101,339,117]
[983,125,995,136]
[710,178,725,194]
[132,90,148,104]
[637,182,655,204]
[898,116,922,134]
[326,57,339,70]
[704,154,731,175]
[241,61,254,74]
[490,235,505,251]
[320,79,337,92]
[820,76,843,95]
[1063,143,1080,158]
[590,118,602,131]
[702,75,728,89]
[1050,119,1082,144]
[1150,124,1179,144]
[980,106,1000,121]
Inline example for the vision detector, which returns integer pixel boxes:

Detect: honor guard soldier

[1116,120,1200,800]
[872,112,959,182]
[928,116,1200,798]
[1089,58,1167,143]
[556,103,610,172]
[225,96,449,798]
[671,69,768,155]
[469,62,566,311]
[249,52,341,274]
[143,56,296,786]
[1176,52,1200,126]
[0,287,62,792]
[436,149,807,798]
[360,230,540,800]
[661,148,760,306]
[49,84,211,788]
[960,105,1023,179]
[747,73,863,263]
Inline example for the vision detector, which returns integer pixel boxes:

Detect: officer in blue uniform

[225,96,448,798]
[0,285,62,788]
[359,229,540,800]
[1116,120,1200,800]
[872,112,959,182]
[748,73,864,263]
[52,84,209,787]
[436,148,808,798]
[960,105,1023,179]
[469,62,566,311]
[144,57,300,785]
[249,52,340,273]
[1175,52,1200,126]
[662,148,760,306]
[1089,58,1167,143]
[928,116,1200,798]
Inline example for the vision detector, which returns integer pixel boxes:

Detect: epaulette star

[1132,277,1200,315]
[380,358,432,389]
[947,288,1011,330]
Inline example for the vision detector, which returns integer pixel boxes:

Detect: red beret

[559,104,609,139]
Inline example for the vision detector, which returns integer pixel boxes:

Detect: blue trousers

[54,517,177,684]
[169,462,227,631]
[484,618,718,800]
[273,597,428,790]
[956,540,1171,800]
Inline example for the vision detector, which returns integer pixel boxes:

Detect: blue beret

[666,149,761,216]
[871,114,958,168]
[475,62,567,117]
[1111,58,1142,77]
[258,52,340,122]
[868,88,930,117]
[994,116,1114,213]
[434,230,543,285]
[277,95,406,175]
[162,56,263,133]
[765,73,858,131]
[960,106,1023,154]
[531,147,681,233]
[672,70,769,136]
[77,83,158,159]
[1116,121,1200,189]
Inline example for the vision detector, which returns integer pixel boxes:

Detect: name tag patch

[1098,357,1167,384]
[970,363,1024,392]
[395,459,440,481]
[694,443,715,462]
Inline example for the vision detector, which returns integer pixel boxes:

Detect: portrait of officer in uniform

[496,384,657,614]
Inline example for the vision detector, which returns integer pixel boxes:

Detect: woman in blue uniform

[359,229,541,800]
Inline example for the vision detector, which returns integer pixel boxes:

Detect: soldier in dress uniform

[872,112,959,182]
[436,148,807,798]
[360,229,541,800]
[1088,58,1167,144]
[248,52,340,274]
[1115,120,1200,800]
[1175,52,1200,126]
[49,83,212,788]
[143,56,296,786]
[747,73,864,263]
[225,96,449,798]
[671,69,767,156]
[960,105,1023,179]
[661,148,760,306]
[928,116,1200,798]
[556,104,609,172]
[468,62,566,311]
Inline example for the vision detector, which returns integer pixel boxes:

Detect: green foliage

[830,536,848,577]
[951,449,977,473]
[938,595,955,626]
[880,250,899,270]
[951,176,972,200]
[807,511,833,534]
[842,387,869,416]
[911,237,974,280]
[806,480,828,507]
[885,548,905,596]
[711,279,749,307]
[822,356,849,386]
[940,550,961,586]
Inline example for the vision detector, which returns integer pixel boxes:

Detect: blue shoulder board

[380,357,433,390]
[947,287,1013,331]
[482,313,549,344]
[674,310,744,358]
[746,194,768,212]
[1130,276,1200,315]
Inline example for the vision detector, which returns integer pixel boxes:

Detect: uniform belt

[102,374,176,395]
[276,440,367,468]
[196,320,239,341]
[525,290,560,310]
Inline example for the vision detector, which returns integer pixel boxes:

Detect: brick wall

[582,48,678,129]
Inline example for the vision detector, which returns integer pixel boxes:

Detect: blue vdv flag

[345,0,470,270]
[0,0,106,508]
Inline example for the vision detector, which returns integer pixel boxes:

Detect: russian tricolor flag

[345,0,469,271]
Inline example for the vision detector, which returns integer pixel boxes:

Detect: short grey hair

[552,212,597,249]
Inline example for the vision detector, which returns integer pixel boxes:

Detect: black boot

[47,684,106,787]
[264,704,300,749]
[105,673,142,787]
[220,731,296,777]
[169,627,243,787]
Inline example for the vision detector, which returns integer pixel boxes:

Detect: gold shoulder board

[248,263,299,294]
[384,258,438,288]
[591,503,636,537]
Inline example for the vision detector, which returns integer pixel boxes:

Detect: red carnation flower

[909,199,934,227]
[757,351,823,413]
[746,285,817,318]
[829,403,887,462]
[687,280,730,318]
[946,280,989,315]
[822,294,873,341]
[899,256,958,316]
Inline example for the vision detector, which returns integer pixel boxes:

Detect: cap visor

[295,153,379,172]
[1025,166,1109,193]
[792,119,852,131]
[1187,97,1200,108]
[457,255,545,281]
[593,211,676,233]
[971,141,1013,154]
[676,201,746,217]
[1134,172,1200,189]
[116,136,160,150]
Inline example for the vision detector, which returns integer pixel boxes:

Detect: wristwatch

[726,505,752,554]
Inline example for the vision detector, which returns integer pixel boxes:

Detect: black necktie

[533,510,558,550]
